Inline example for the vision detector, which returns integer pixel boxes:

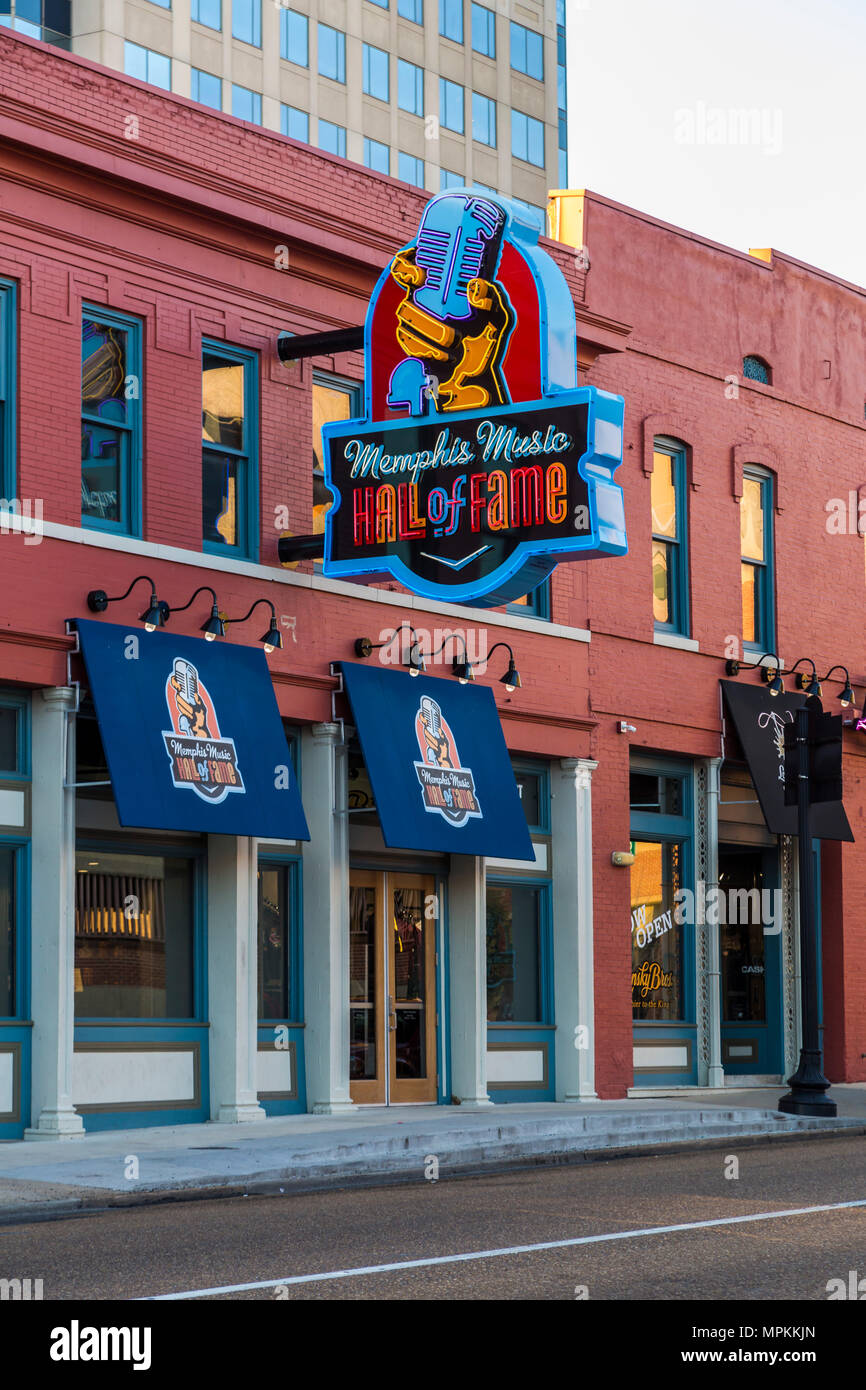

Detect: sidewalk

[1,1087,863,1223]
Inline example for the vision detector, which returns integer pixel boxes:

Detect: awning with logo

[720,680,853,841]
[75,619,310,840]
[339,660,533,858]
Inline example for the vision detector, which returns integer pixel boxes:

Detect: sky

[567,0,866,288]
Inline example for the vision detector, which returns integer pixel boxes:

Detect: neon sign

[322,190,628,607]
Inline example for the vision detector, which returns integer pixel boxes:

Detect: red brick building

[0,30,862,1139]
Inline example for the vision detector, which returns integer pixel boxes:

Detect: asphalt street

[2,1133,866,1303]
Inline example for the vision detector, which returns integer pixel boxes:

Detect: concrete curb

[0,1116,863,1227]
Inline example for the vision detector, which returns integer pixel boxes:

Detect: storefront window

[350,885,377,1080]
[257,862,292,1020]
[720,850,767,1022]
[0,706,18,772]
[629,771,683,816]
[486,882,542,1022]
[74,851,195,1018]
[0,847,15,1016]
[631,840,684,1021]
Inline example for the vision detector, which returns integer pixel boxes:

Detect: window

[202,340,259,558]
[258,860,299,1020]
[398,0,422,21]
[319,120,346,157]
[363,43,389,101]
[398,151,424,186]
[191,0,220,28]
[743,354,772,385]
[231,83,262,123]
[74,850,196,1019]
[232,0,260,45]
[472,90,496,146]
[512,109,544,166]
[191,68,222,110]
[364,138,390,174]
[280,8,308,64]
[367,0,388,7]
[630,840,685,1021]
[486,882,548,1022]
[398,58,423,114]
[313,374,360,551]
[471,2,494,56]
[512,197,546,232]
[123,41,171,91]
[558,112,567,186]
[439,0,462,42]
[651,439,689,635]
[318,22,346,82]
[440,168,463,190]
[282,105,309,142]
[740,469,775,651]
[510,20,543,79]
[0,845,17,1018]
[147,0,170,8]
[0,279,15,499]
[81,309,141,535]
[439,77,464,133]
[513,762,550,834]
[507,578,550,620]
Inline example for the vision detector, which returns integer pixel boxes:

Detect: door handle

[388,995,397,1032]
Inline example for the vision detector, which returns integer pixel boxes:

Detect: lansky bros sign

[322,190,628,607]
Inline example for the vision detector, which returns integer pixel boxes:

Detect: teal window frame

[282,105,309,142]
[280,8,308,65]
[232,0,260,46]
[0,838,29,1022]
[471,2,494,56]
[191,0,221,28]
[398,58,423,114]
[73,837,208,1025]
[318,22,346,83]
[651,437,690,638]
[512,758,550,835]
[439,0,463,43]
[439,76,464,133]
[510,20,543,80]
[319,120,347,157]
[0,278,16,500]
[0,691,30,780]
[743,354,771,385]
[486,875,553,1025]
[472,90,496,146]
[629,756,695,1029]
[191,68,221,110]
[81,305,143,538]
[362,42,390,102]
[257,853,303,1024]
[741,467,776,656]
[202,338,259,561]
[506,576,550,620]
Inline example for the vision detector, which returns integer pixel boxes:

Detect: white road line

[140,1197,866,1300]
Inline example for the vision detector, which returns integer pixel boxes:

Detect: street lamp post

[777,697,837,1117]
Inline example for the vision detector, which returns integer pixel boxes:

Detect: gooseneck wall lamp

[225,598,283,653]
[355,626,426,676]
[166,585,225,641]
[86,575,169,632]
[485,642,522,693]
[84,578,282,654]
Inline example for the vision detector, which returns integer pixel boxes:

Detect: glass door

[349,870,438,1105]
[718,845,782,1076]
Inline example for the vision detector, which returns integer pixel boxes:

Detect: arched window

[743,355,772,385]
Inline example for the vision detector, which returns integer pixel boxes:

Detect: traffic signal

[783,698,843,806]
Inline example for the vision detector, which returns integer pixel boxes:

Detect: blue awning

[340,660,533,858]
[75,619,309,840]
